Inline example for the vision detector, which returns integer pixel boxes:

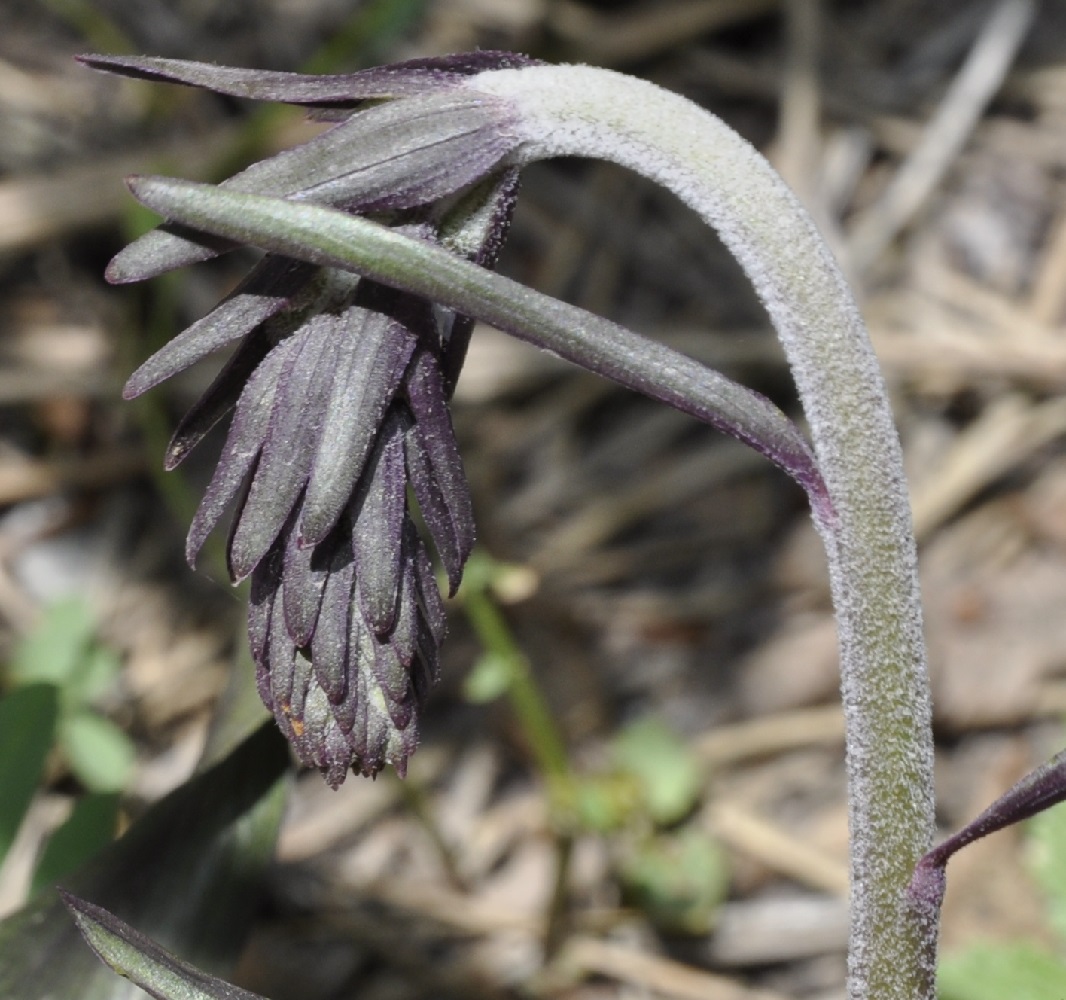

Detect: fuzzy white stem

[474,64,935,1000]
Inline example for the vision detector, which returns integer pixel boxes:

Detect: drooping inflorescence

[84,51,534,783]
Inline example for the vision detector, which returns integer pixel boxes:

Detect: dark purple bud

[92,52,533,782]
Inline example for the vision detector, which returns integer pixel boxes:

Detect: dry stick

[869,311,1066,389]
[706,800,850,897]
[910,394,1066,542]
[846,0,1036,273]
[556,936,793,1000]
[775,0,822,204]
[1028,206,1066,324]
[0,448,145,506]
[696,704,845,767]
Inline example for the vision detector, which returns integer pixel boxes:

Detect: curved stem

[473,65,935,1000]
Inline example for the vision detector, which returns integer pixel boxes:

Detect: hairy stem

[473,65,935,1000]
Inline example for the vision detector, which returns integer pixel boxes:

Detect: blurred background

[2,1,1066,998]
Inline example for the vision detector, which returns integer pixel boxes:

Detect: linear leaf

[124,177,827,509]
[62,892,267,1000]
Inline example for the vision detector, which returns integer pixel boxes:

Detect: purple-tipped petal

[229,316,338,580]
[366,621,410,704]
[164,327,274,470]
[403,349,475,594]
[350,410,408,636]
[124,255,316,398]
[255,92,520,210]
[283,650,315,758]
[106,224,236,285]
[411,629,441,703]
[309,542,355,706]
[299,308,417,546]
[413,541,447,646]
[316,710,355,789]
[185,333,297,567]
[249,546,282,670]
[267,594,299,726]
[388,543,422,668]
[282,519,329,648]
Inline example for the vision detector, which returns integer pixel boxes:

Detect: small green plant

[461,553,726,935]
[569,718,727,935]
[1,597,134,893]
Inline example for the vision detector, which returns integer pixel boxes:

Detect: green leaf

[938,943,1066,1000]
[67,646,123,709]
[59,711,136,793]
[0,684,58,867]
[619,829,729,934]
[1029,802,1066,941]
[10,598,96,688]
[612,718,702,826]
[462,652,513,703]
[567,775,637,834]
[31,793,121,896]
[62,892,267,1000]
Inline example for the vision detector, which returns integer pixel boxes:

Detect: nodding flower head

[83,51,536,784]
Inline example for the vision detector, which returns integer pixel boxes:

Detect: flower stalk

[472,65,936,1000]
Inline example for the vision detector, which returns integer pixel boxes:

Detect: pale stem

[472,64,935,1000]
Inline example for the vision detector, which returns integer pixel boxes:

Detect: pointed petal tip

[162,444,185,471]
[104,254,140,286]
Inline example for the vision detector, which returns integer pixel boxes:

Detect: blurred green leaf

[0,684,59,867]
[60,712,136,793]
[1029,803,1066,940]
[463,652,513,703]
[10,598,96,688]
[938,943,1066,1000]
[31,793,121,896]
[612,718,702,826]
[66,646,123,710]
[619,829,729,935]
[63,892,267,1000]
[559,774,639,834]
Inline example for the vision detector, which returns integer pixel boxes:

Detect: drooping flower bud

[84,52,531,782]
